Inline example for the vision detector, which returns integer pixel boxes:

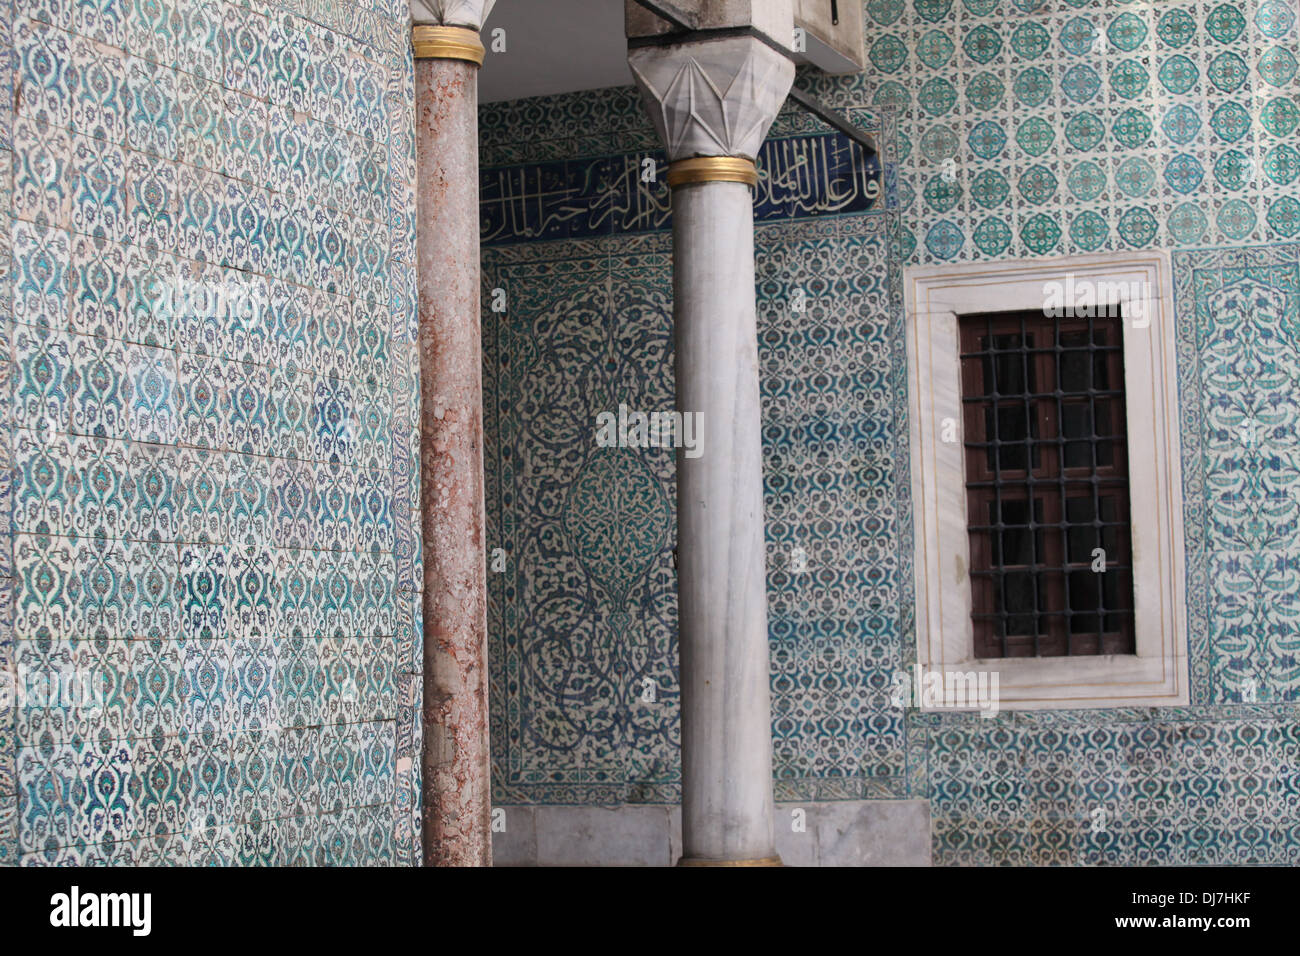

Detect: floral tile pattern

[916,707,1300,866]
[2,0,421,867]
[479,1,1300,865]
[1174,242,1300,705]
[483,233,680,804]
[480,107,900,806]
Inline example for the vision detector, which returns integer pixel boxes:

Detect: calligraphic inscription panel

[481,132,886,246]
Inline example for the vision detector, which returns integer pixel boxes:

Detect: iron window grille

[958,310,1136,658]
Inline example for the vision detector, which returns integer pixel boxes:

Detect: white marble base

[491,801,933,867]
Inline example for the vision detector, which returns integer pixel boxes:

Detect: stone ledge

[492,800,932,866]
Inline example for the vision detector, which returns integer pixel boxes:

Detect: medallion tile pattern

[480,102,904,805]
[2,0,421,866]
[834,0,1300,262]
[483,233,680,805]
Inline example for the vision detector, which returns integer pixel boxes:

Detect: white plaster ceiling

[473,0,634,104]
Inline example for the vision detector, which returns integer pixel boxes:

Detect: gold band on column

[666,156,759,189]
[412,25,485,65]
[677,855,783,867]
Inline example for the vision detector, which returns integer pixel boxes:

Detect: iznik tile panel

[841,0,1300,261]
[2,0,422,866]
[916,707,1300,865]
[481,102,901,805]
[480,133,884,246]
[483,232,680,805]
[479,0,1300,865]
[1174,242,1300,705]
[760,212,909,801]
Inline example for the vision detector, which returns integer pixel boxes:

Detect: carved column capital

[410,0,496,30]
[411,0,494,63]
[629,35,794,166]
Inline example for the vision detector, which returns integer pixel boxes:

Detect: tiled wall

[481,106,897,805]
[2,0,423,865]
[4,0,1294,869]
[842,0,1300,261]
[480,0,1300,864]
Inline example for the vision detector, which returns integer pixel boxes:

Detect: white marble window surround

[904,254,1189,709]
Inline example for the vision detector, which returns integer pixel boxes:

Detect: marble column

[412,0,495,868]
[629,29,795,865]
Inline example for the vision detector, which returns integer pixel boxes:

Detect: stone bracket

[629,0,701,31]
[787,85,876,153]
[627,21,795,61]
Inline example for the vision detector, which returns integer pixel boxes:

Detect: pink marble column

[414,24,491,868]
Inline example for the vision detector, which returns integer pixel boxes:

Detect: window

[959,311,1135,658]
[905,255,1188,709]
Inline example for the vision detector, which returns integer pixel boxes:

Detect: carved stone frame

[904,253,1190,710]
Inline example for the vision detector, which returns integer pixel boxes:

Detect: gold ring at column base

[666,156,758,189]
[412,25,485,65]
[676,855,783,867]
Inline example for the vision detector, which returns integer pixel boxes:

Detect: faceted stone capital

[629,36,794,163]
[410,0,496,30]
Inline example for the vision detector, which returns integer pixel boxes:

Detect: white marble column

[411,0,495,868]
[629,27,795,865]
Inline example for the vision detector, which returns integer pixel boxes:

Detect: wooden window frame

[905,254,1189,710]
[959,311,1136,659]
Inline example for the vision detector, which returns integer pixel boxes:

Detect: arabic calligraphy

[480,132,884,246]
